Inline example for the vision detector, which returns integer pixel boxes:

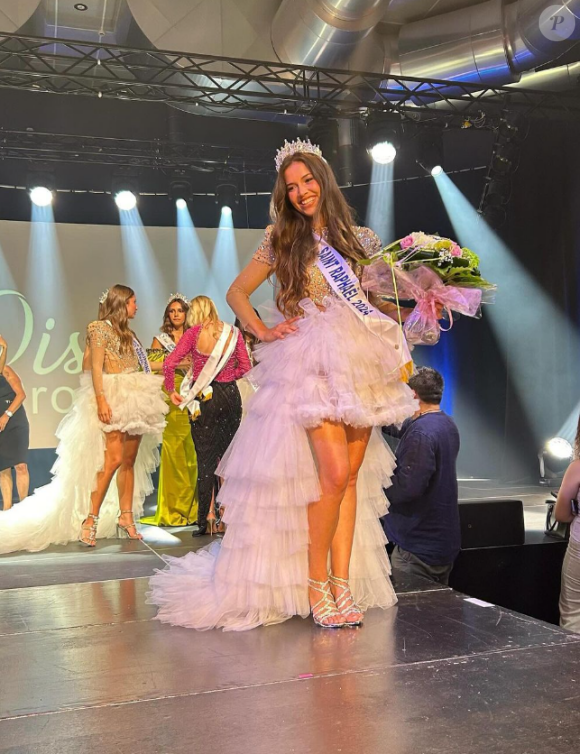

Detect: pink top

[164,324,252,393]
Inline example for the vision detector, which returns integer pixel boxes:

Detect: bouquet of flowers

[362,232,496,346]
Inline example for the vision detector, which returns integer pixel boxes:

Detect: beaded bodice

[86,320,139,373]
[253,225,382,306]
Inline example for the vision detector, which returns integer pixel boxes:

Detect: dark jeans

[390,545,453,586]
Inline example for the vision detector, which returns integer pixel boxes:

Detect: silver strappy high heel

[329,574,364,627]
[79,514,99,547]
[308,578,345,629]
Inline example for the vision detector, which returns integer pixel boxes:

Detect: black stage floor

[1,486,579,753]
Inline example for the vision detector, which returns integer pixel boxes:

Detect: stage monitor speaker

[458,499,525,549]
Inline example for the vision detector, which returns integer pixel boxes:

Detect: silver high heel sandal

[117,510,142,540]
[79,514,99,547]
[308,578,345,629]
[329,574,364,627]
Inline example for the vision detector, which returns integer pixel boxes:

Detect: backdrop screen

[0,220,270,448]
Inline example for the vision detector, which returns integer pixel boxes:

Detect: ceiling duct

[271,0,389,71]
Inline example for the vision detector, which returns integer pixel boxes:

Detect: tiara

[167,292,189,306]
[99,289,109,305]
[275,138,323,172]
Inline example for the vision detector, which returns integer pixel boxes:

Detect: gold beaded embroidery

[252,225,383,306]
[87,320,139,373]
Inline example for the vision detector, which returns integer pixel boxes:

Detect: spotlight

[29,186,53,207]
[215,180,238,212]
[366,113,400,165]
[114,190,137,211]
[416,132,444,176]
[539,437,573,486]
[370,141,397,165]
[170,172,192,209]
[491,142,518,174]
[222,206,233,217]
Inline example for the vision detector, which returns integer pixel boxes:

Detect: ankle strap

[308,577,331,592]
[329,574,349,586]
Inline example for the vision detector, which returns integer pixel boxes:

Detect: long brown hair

[269,152,365,317]
[98,284,136,354]
[161,297,190,340]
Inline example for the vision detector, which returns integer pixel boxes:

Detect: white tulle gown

[0,371,167,554]
[149,294,418,631]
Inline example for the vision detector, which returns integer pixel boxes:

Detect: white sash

[179,323,238,418]
[157,332,176,353]
[315,238,413,376]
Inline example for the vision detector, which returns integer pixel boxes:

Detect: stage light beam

[30,187,53,207]
[115,191,137,211]
[370,141,397,165]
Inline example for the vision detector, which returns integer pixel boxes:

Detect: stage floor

[1,516,580,753]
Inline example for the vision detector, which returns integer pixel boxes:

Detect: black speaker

[458,499,525,549]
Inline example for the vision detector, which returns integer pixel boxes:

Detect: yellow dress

[141,350,199,526]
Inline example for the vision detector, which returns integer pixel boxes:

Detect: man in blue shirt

[383,367,460,585]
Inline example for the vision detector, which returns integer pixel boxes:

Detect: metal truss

[0,33,578,121]
[0,129,275,173]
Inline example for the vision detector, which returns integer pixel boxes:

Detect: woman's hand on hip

[259,317,300,342]
[96,395,113,424]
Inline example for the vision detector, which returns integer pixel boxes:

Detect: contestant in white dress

[149,140,417,630]
[0,285,167,554]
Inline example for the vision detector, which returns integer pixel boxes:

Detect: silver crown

[167,292,189,307]
[275,138,323,172]
[99,289,109,305]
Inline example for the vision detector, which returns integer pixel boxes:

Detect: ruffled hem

[0,373,167,554]
[148,300,411,631]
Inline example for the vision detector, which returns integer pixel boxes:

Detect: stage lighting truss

[539,437,573,486]
[478,109,525,228]
[0,34,577,123]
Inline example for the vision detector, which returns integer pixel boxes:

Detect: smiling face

[168,301,186,329]
[284,160,322,220]
[126,295,138,319]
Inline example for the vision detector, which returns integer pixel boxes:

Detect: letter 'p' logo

[539,6,576,41]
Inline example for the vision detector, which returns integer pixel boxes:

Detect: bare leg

[79,431,124,545]
[0,468,13,510]
[116,434,142,539]
[330,426,372,579]
[307,421,350,623]
[14,463,30,501]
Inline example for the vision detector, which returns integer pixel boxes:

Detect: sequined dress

[0,320,168,554]
[149,226,417,630]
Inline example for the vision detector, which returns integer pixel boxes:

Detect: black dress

[0,374,29,472]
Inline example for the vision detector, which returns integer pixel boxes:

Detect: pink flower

[400,234,415,249]
[450,243,462,257]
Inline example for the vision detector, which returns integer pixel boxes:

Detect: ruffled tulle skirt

[149,297,417,631]
[0,372,167,554]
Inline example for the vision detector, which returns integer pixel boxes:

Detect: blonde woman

[161,296,251,536]
[0,285,167,553]
[149,140,416,631]
[142,294,199,527]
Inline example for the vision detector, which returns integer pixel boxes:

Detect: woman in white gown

[0,285,167,553]
[149,139,417,630]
